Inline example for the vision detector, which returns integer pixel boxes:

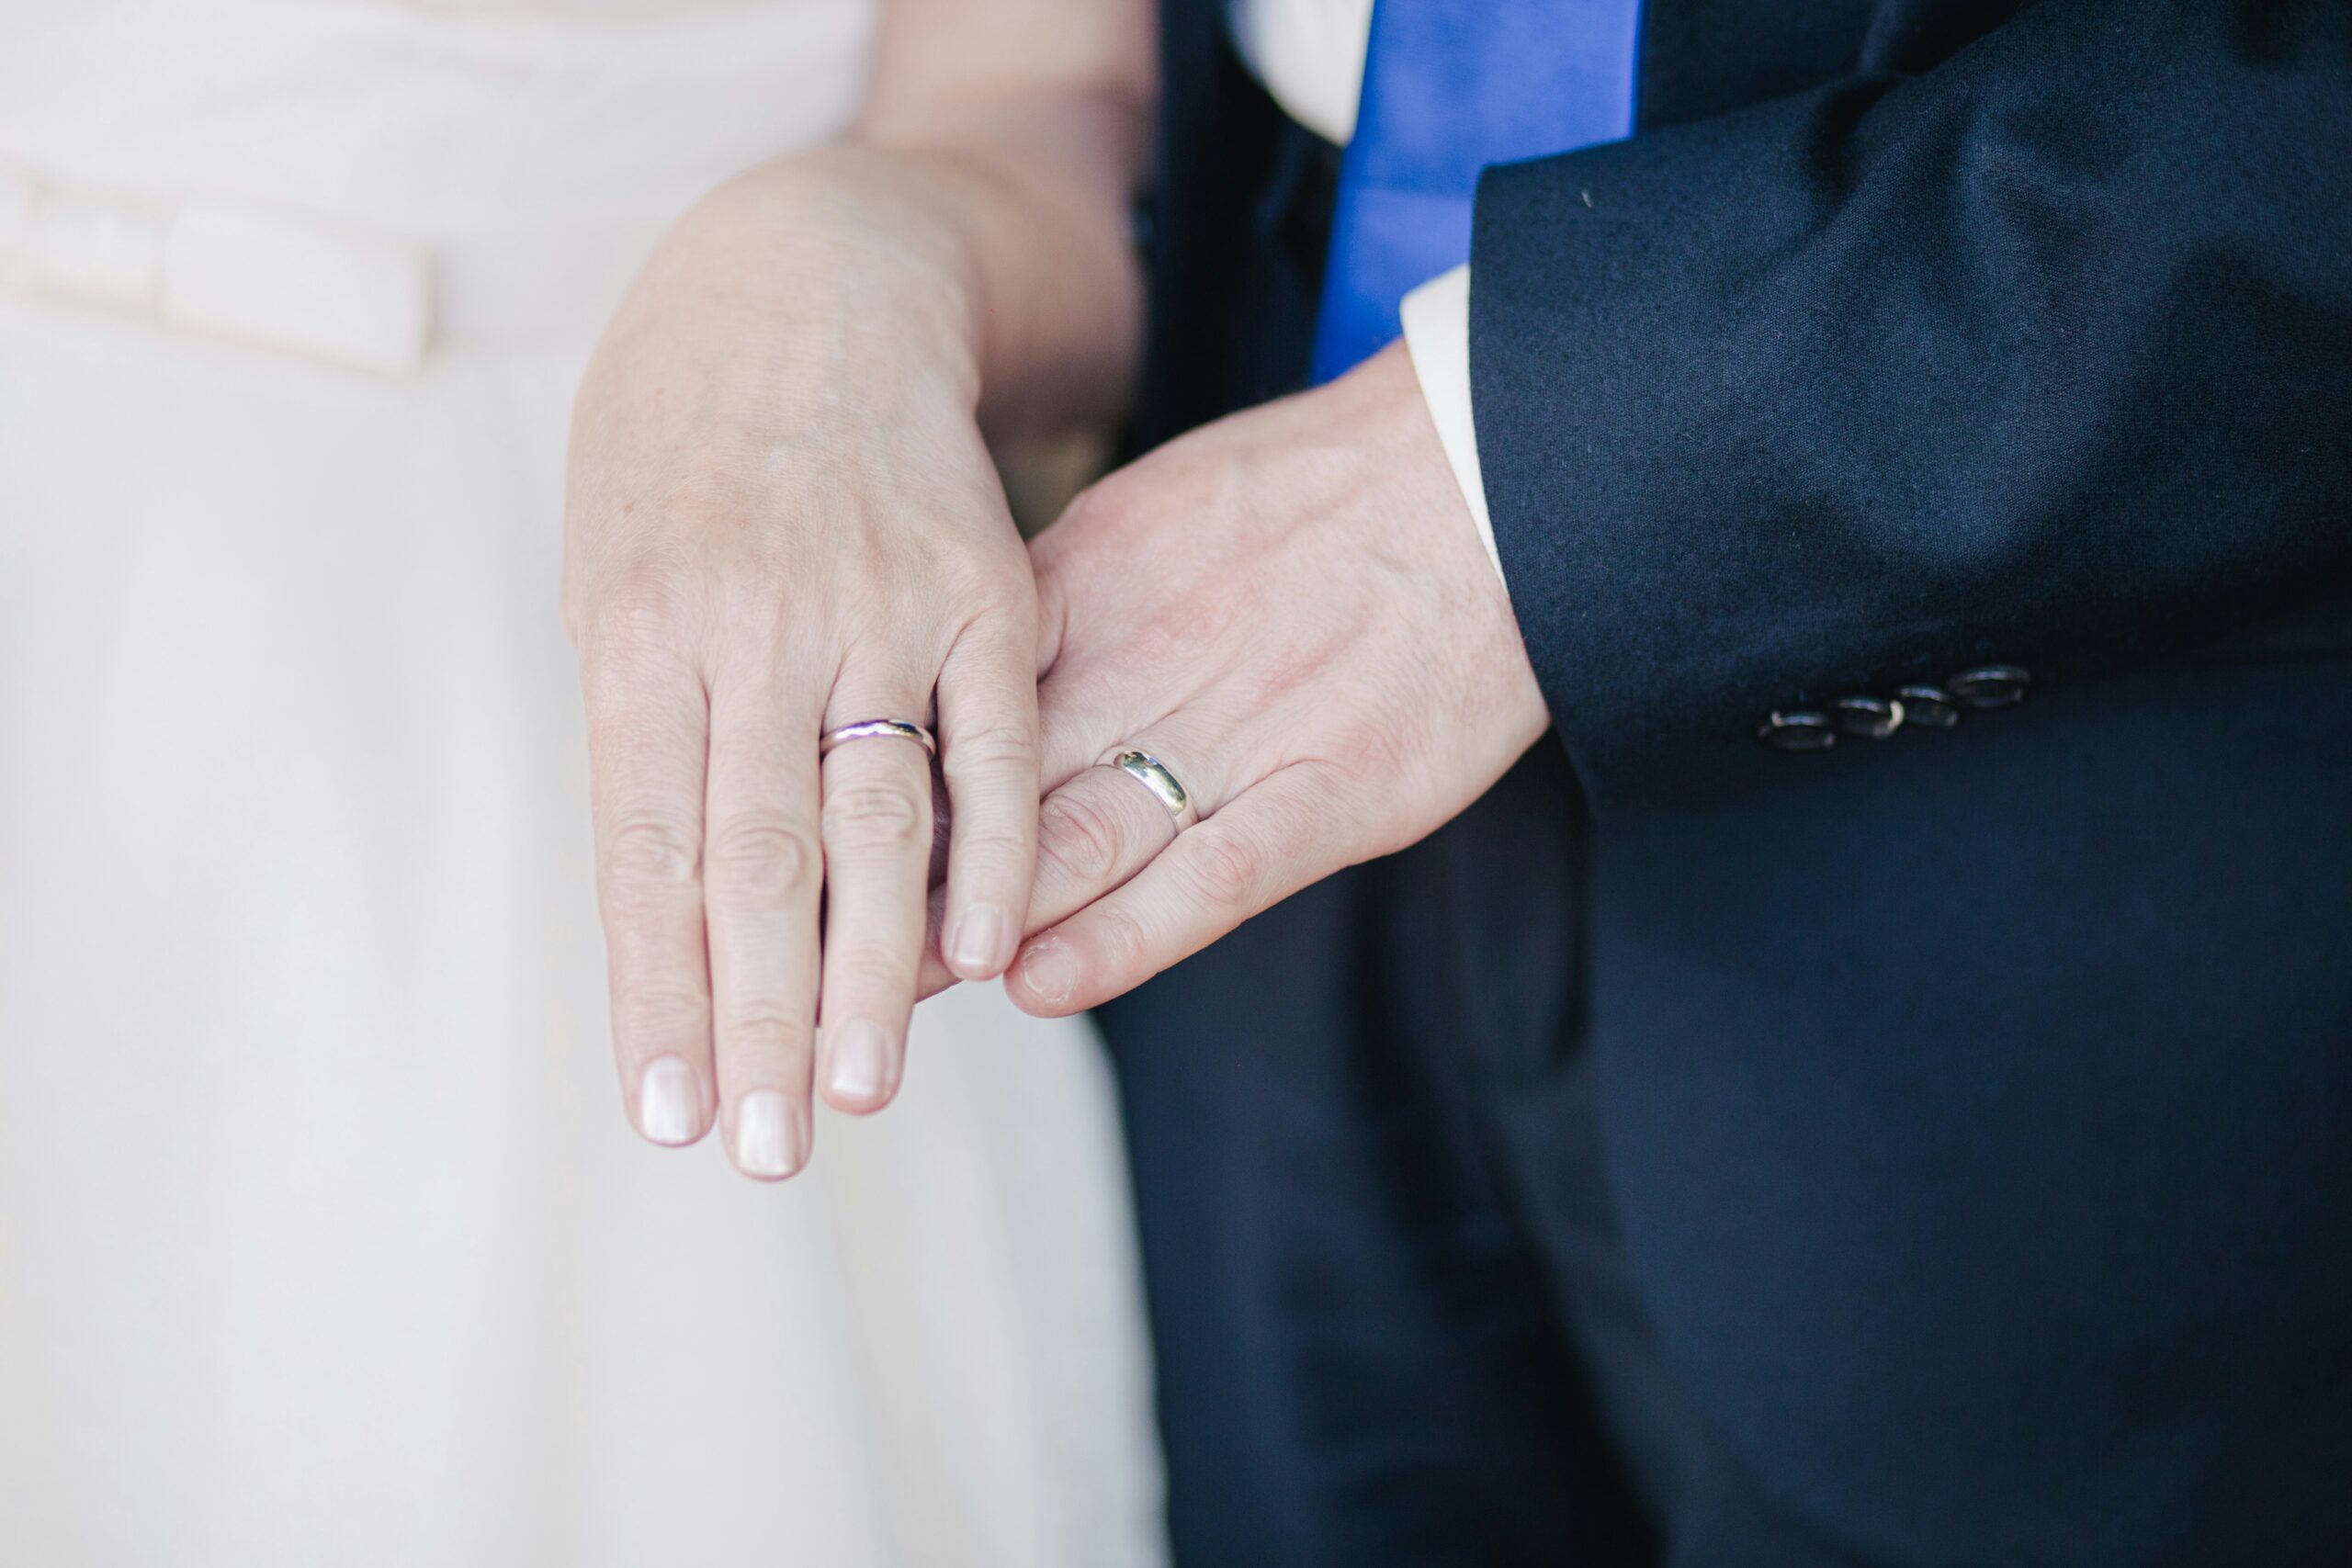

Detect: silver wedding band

[820,719,937,760]
[1098,747,1198,832]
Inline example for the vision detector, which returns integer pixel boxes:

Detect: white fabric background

[0,5,1164,1564]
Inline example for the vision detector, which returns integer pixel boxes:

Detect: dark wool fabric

[1111,4,2352,1564]
[1474,0,2352,810]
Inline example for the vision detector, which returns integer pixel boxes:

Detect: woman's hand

[562,0,1148,1179]
[564,152,1053,1179]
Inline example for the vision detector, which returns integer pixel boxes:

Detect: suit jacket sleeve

[1468,0,2352,809]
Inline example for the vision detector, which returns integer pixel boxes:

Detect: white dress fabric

[0,5,1164,1565]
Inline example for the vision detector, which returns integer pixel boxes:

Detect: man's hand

[997,342,1552,1015]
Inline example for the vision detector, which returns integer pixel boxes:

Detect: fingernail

[825,1021,890,1104]
[949,904,1006,975]
[733,1090,804,1179]
[1016,940,1079,1008]
[638,1055,702,1145]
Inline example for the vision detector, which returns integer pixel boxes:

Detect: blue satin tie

[1309,0,1646,383]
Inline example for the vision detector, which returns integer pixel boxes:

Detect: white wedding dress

[0,4,1162,1564]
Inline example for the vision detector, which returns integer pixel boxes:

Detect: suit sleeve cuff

[1399,265,1504,586]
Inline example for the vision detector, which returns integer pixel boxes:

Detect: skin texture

[996,342,1551,1016]
[563,0,1150,1179]
[564,0,1544,1181]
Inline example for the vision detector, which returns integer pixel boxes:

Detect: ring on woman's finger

[820,718,937,759]
[1095,747,1199,832]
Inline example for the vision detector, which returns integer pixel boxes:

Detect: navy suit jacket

[1124,4,2352,1562]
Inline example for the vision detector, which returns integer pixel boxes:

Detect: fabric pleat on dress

[0,6,1165,1565]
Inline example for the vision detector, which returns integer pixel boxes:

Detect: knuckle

[949,824,1034,880]
[942,718,1037,783]
[1233,630,1340,709]
[704,813,820,901]
[1071,468,1151,531]
[1136,592,1232,666]
[1329,719,1412,786]
[611,983,708,1045]
[1036,789,1127,887]
[1057,479,1119,534]
[826,946,914,999]
[1091,901,1155,974]
[585,555,699,656]
[714,1004,809,1051]
[939,537,1028,603]
[821,780,928,853]
[1183,825,1262,906]
[662,468,756,529]
[601,811,701,889]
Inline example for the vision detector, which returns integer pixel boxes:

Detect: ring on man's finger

[820,718,937,759]
[1095,747,1199,832]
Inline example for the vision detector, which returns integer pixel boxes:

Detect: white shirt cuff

[1399,264,1503,585]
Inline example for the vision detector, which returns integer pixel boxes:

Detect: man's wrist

[1398,265,1503,586]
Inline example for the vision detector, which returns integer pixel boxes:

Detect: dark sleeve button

[1894,684,1962,728]
[1830,694,1905,739]
[1946,663,2033,709]
[1756,710,1839,751]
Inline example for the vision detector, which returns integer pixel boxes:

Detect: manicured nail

[638,1055,702,1145]
[733,1090,803,1179]
[1016,940,1079,1008]
[949,904,1006,975]
[825,1021,889,1104]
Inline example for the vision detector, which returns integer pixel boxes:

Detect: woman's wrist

[654,135,1139,442]
[647,150,990,403]
[854,113,1146,442]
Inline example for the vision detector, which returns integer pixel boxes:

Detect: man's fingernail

[638,1055,702,1145]
[825,1021,890,1104]
[733,1090,804,1179]
[950,905,1006,974]
[1016,940,1079,1008]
